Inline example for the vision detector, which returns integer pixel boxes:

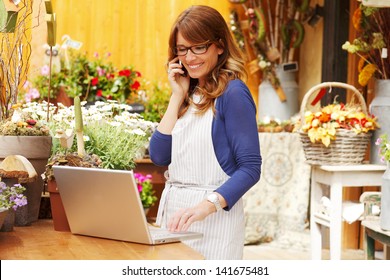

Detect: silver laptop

[52,165,203,245]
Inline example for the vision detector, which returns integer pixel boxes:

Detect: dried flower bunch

[375,134,390,162]
[229,0,309,88]
[300,103,379,146]
[0,182,27,211]
[342,3,389,86]
[134,173,157,209]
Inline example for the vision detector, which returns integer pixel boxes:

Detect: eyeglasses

[174,41,212,56]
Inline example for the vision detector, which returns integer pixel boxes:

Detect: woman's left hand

[167,200,216,232]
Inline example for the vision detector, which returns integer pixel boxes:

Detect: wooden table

[362,220,390,260]
[310,164,386,260]
[0,219,204,260]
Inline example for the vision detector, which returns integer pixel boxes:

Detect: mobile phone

[179,60,188,77]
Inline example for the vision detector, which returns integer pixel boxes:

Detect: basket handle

[300,82,367,127]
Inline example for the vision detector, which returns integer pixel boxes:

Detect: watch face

[208,193,221,210]
[209,193,217,202]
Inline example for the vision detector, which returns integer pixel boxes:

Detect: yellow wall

[31,0,231,86]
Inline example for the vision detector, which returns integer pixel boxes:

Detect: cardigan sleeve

[213,80,262,210]
[149,129,172,166]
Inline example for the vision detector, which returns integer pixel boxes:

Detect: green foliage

[134,173,157,208]
[83,121,148,170]
[25,50,142,104]
[138,81,170,123]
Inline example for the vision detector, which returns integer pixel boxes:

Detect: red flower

[26,119,37,126]
[119,69,131,77]
[136,71,141,77]
[91,77,99,86]
[131,81,140,90]
[96,89,103,97]
[106,73,115,80]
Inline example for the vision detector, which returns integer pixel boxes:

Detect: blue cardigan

[149,79,262,210]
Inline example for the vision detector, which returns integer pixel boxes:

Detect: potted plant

[134,172,157,213]
[0,182,27,231]
[22,50,143,105]
[43,99,157,230]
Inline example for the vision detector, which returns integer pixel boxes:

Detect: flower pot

[258,64,299,122]
[0,136,52,224]
[0,208,14,232]
[0,208,9,230]
[47,179,70,232]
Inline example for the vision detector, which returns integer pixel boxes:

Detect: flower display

[0,103,50,136]
[300,103,379,147]
[134,173,157,209]
[48,100,157,170]
[375,134,390,162]
[23,50,142,104]
[342,4,389,86]
[0,182,27,211]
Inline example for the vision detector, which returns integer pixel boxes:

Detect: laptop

[52,165,203,245]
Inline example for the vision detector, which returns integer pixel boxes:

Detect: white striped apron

[156,94,245,260]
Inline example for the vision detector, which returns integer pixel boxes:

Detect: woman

[149,5,261,260]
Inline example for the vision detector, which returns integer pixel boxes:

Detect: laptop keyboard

[148,226,187,238]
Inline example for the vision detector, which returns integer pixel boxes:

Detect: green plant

[137,81,170,123]
[0,182,27,210]
[24,50,142,104]
[375,134,390,162]
[134,173,157,208]
[47,101,157,170]
[84,120,149,170]
[342,4,389,86]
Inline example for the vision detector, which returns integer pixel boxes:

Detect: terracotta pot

[0,208,14,232]
[47,179,70,232]
[0,208,9,231]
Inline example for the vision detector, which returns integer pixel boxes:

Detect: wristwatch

[207,193,222,212]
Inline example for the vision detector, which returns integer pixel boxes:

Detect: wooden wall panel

[30,0,231,88]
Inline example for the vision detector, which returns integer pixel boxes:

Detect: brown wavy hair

[168,5,247,117]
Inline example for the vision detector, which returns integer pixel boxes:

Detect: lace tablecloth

[243,132,311,245]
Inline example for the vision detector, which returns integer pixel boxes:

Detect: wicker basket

[299,82,372,165]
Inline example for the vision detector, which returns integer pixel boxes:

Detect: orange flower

[352,7,362,32]
[318,113,331,123]
[358,64,376,86]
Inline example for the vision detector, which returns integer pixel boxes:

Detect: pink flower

[41,65,50,76]
[97,66,106,77]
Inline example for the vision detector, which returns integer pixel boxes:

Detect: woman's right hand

[167,57,190,102]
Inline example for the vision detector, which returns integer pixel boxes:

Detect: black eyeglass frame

[173,41,213,56]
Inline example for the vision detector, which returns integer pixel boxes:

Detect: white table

[310,164,386,260]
